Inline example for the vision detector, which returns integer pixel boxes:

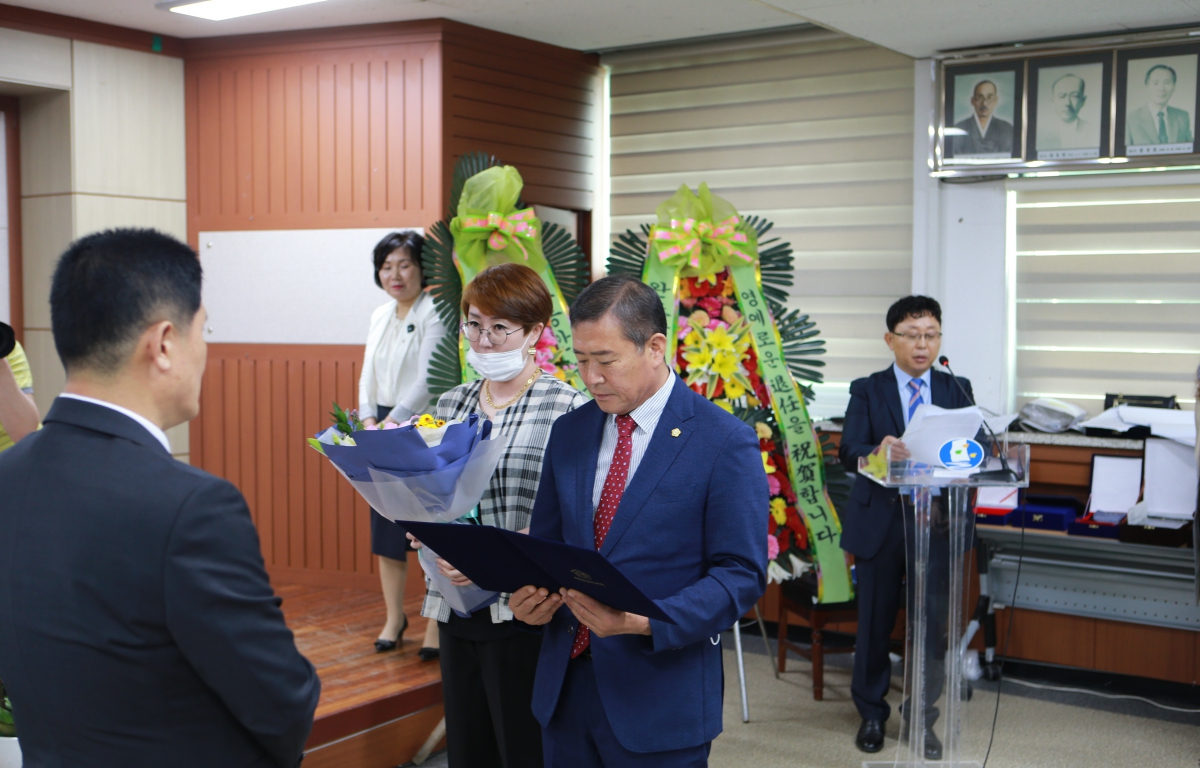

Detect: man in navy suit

[510,275,767,767]
[0,229,320,767]
[838,296,974,759]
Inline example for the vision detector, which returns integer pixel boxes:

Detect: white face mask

[466,335,534,382]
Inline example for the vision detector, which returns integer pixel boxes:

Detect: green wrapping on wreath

[422,153,590,399]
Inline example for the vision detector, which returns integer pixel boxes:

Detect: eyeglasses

[892,331,942,344]
[461,321,521,345]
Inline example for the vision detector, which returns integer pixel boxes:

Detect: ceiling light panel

[158,0,330,22]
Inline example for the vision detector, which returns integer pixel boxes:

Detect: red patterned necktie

[571,413,637,658]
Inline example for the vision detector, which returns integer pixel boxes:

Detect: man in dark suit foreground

[0,229,320,767]
[511,275,767,767]
[838,296,975,759]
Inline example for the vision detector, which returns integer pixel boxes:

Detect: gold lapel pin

[671,428,681,437]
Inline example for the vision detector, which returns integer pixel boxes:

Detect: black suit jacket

[0,398,320,768]
[838,367,974,560]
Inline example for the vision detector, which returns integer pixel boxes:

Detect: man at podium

[839,296,975,759]
[511,275,767,767]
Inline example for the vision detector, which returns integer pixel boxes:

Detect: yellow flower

[683,330,702,347]
[770,497,787,525]
[712,350,740,379]
[761,451,776,474]
[688,310,710,330]
[746,395,761,407]
[696,272,720,287]
[682,348,712,370]
[714,398,734,413]
[724,377,746,399]
[416,414,437,428]
[754,422,773,440]
[706,325,737,353]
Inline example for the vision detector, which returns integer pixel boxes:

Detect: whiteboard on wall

[199,228,422,345]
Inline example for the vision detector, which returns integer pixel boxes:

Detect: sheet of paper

[976,487,1018,509]
[1089,455,1142,514]
[1143,438,1198,519]
[1079,405,1197,447]
[900,404,984,466]
[984,413,1019,436]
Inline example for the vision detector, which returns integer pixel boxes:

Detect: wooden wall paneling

[440,23,599,212]
[193,345,369,577]
[996,608,1096,669]
[1093,621,1196,685]
[185,42,442,238]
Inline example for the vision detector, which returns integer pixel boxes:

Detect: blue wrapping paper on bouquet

[312,413,510,614]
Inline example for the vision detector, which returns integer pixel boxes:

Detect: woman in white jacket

[360,231,447,658]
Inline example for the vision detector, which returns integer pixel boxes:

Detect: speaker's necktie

[571,413,637,658]
[907,379,924,422]
[1158,111,1169,144]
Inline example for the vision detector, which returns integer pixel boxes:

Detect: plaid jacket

[421,375,589,623]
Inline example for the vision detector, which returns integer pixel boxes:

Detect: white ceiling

[769,0,1200,57]
[6,0,804,51]
[7,0,1200,56]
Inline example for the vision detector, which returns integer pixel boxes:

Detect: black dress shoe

[374,615,408,653]
[924,728,943,760]
[418,647,440,662]
[855,719,885,753]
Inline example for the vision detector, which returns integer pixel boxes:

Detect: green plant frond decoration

[422,219,461,334]
[447,151,500,218]
[607,225,652,277]
[542,222,589,306]
[778,308,826,386]
[425,333,463,402]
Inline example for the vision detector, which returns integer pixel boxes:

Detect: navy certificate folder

[398,520,675,624]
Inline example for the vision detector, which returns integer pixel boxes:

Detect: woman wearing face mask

[359,231,447,659]
[408,262,586,768]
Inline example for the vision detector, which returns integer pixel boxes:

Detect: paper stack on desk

[1079,405,1196,447]
[1126,438,1198,529]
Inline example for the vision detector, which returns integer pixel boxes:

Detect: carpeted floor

[412,632,1200,768]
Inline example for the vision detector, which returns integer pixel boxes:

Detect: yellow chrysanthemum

[724,377,747,399]
[770,497,787,525]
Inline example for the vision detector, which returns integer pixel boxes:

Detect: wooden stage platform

[278,577,446,768]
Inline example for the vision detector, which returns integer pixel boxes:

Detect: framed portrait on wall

[1027,53,1112,161]
[1116,43,1200,157]
[943,60,1025,164]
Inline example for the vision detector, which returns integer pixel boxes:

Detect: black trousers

[852,496,948,724]
[439,612,544,768]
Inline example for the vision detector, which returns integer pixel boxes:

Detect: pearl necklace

[484,370,540,410]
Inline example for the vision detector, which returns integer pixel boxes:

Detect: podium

[858,443,1030,768]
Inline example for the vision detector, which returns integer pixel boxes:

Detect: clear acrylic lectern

[857,444,1030,768]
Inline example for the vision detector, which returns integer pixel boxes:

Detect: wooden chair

[776,577,857,700]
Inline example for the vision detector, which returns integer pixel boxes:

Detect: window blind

[1014,183,1200,415]
[604,28,915,418]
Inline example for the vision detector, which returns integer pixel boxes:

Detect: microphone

[938,355,1019,481]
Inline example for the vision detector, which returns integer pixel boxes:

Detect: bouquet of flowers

[309,405,509,614]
